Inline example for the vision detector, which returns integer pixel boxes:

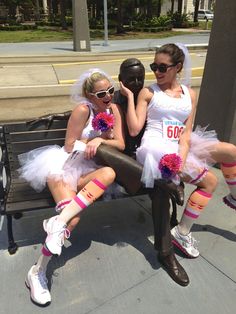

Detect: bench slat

[4,120,68,133]
[6,129,66,142]
[6,199,55,214]
[7,138,65,154]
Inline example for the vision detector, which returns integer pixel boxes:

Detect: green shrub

[0,24,37,31]
[149,15,172,27]
[167,11,192,28]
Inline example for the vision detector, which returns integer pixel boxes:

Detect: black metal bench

[0,119,180,255]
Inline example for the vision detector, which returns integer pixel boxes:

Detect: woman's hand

[119,81,133,98]
[84,137,104,159]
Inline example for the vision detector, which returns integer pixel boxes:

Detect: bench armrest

[0,128,10,212]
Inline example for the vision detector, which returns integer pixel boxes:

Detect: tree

[157,0,162,17]
[146,0,153,18]
[59,0,67,29]
[116,0,125,33]
[177,0,183,14]
[193,0,200,23]
[170,0,174,14]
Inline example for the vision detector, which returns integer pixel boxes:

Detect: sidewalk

[0,168,235,314]
[0,32,210,57]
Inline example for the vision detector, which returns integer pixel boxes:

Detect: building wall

[162,0,212,15]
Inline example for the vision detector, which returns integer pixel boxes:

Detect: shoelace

[36,270,48,291]
[186,233,199,248]
[56,227,71,247]
[177,230,198,249]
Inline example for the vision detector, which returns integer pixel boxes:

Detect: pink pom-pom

[92,112,115,132]
[159,153,182,180]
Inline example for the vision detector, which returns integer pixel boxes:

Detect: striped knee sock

[58,178,107,224]
[221,162,236,209]
[178,189,212,235]
[55,198,73,213]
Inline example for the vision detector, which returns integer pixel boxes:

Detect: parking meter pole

[72,0,91,52]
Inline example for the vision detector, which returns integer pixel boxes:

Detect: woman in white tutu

[20,68,125,306]
[120,43,236,260]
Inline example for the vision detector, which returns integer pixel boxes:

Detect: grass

[0,28,73,42]
[0,27,200,43]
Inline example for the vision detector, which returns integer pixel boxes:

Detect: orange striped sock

[179,189,212,235]
[59,179,107,223]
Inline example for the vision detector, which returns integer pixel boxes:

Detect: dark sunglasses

[90,86,115,99]
[150,62,176,73]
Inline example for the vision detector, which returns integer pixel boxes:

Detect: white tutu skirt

[136,126,219,188]
[18,145,100,192]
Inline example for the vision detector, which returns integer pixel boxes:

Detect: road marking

[59,67,204,85]
[52,53,196,67]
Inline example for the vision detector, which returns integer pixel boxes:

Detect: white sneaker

[223,194,236,210]
[25,265,51,306]
[43,216,70,256]
[171,226,199,258]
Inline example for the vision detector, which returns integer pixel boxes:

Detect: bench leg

[6,214,18,254]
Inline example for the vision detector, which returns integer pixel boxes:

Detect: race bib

[162,120,185,142]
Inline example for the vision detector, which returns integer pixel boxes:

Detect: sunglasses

[90,86,115,99]
[150,63,176,73]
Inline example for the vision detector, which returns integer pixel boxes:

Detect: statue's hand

[27,111,72,129]
[27,114,55,129]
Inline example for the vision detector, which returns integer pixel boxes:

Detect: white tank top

[142,83,192,141]
[81,105,102,139]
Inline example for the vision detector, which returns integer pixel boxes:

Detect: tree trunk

[170,0,175,14]
[157,0,161,17]
[34,0,40,20]
[96,0,102,19]
[117,0,125,34]
[59,0,67,30]
[146,0,153,18]
[177,0,183,14]
[193,0,200,22]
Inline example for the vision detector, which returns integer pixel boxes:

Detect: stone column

[42,0,48,15]
[72,0,91,52]
[195,0,236,144]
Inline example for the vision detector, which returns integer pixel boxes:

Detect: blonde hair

[71,68,114,106]
[82,72,109,97]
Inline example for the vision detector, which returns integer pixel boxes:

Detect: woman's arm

[119,82,150,136]
[84,103,126,159]
[178,87,197,170]
[64,104,90,152]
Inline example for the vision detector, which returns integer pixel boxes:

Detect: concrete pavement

[0,32,236,313]
[0,168,235,314]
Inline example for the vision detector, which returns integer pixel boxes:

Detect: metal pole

[72,0,91,52]
[103,0,109,46]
